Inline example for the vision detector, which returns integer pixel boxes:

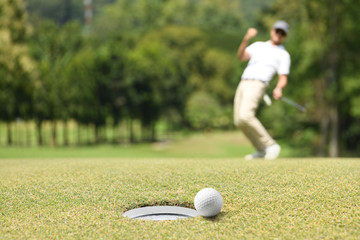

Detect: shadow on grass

[202,211,228,222]
[124,199,195,212]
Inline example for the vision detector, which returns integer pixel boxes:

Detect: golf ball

[194,188,223,217]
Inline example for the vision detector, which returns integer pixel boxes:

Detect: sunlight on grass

[1,158,359,239]
[0,131,254,159]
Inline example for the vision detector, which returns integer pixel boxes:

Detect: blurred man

[234,20,290,160]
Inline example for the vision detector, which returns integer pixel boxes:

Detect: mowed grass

[0,130,305,159]
[0,131,359,239]
[1,158,359,239]
[0,131,254,159]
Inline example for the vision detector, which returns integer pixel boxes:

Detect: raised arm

[237,28,258,62]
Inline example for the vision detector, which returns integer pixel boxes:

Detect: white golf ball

[194,188,223,217]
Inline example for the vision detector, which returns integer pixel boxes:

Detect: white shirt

[241,41,290,83]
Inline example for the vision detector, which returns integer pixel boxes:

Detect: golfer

[234,20,290,160]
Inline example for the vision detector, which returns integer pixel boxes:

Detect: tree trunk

[318,114,329,157]
[36,120,43,146]
[26,121,31,146]
[141,123,145,142]
[119,121,125,143]
[86,125,90,144]
[6,122,12,146]
[51,122,57,146]
[63,120,69,146]
[151,122,156,142]
[94,124,99,144]
[329,107,339,157]
[112,124,117,143]
[77,122,81,145]
[129,119,135,143]
[327,0,339,157]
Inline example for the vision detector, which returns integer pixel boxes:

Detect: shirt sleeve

[245,42,259,58]
[278,52,291,75]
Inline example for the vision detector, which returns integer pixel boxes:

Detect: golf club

[281,96,306,112]
[263,94,306,112]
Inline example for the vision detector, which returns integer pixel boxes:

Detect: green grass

[0,131,254,159]
[1,158,359,239]
[0,132,359,239]
[0,130,309,159]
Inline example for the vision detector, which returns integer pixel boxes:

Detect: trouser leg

[234,80,276,151]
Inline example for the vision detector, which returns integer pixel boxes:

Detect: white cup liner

[123,206,199,221]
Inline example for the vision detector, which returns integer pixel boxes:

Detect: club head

[263,94,272,106]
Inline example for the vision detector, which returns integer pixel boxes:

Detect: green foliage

[67,47,110,127]
[93,0,243,39]
[201,49,235,103]
[186,91,227,129]
[25,0,117,27]
[122,25,236,132]
[1,0,359,155]
[160,0,243,32]
[26,0,84,25]
[30,20,83,121]
[19,0,246,143]
[0,0,33,123]
[93,0,164,40]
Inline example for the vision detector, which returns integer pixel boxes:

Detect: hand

[244,28,258,41]
[273,88,283,100]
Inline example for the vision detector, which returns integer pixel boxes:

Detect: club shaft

[281,97,306,112]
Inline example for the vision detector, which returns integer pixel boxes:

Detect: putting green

[1,158,359,239]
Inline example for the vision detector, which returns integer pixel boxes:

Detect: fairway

[1,157,359,239]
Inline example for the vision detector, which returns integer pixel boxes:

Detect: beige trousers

[233,80,276,151]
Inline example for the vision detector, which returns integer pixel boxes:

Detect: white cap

[273,20,289,34]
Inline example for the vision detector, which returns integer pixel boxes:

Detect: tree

[125,25,237,133]
[160,0,243,32]
[67,43,118,144]
[26,0,82,25]
[136,26,208,130]
[0,0,34,145]
[125,35,179,141]
[25,0,117,26]
[29,20,83,146]
[102,37,128,142]
[186,91,224,130]
[92,0,244,40]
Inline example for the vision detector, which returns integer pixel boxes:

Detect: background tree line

[0,0,359,157]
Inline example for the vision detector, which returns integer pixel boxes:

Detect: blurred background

[0,0,359,157]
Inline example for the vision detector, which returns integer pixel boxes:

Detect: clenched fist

[244,28,258,41]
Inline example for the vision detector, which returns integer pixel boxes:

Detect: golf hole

[123,206,199,221]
